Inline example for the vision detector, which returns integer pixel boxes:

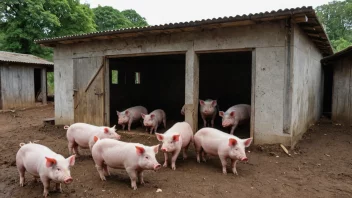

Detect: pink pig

[16,142,75,197]
[219,104,251,135]
[116,106,148,131]
[199,99,218,128]
[65,122,120,156]
[155,122,193,170]
[141,109,166,134]
[194,127,252,175]
[91,137,161,190]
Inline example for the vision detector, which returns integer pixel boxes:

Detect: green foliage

[121,9,148,27]
[316,0,352,52]
[93,5,133,31]
[47,72,54,95]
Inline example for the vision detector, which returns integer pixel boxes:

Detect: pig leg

[154,124,159,134]
[73,145,80,156]
[41,177,51,197]
[183,143,190,160]
[163,118,166,128]
[137,171,145,185]
[95,164,107,181]
[150,127,154,134]
[231,159,238,175]
[230,122,239,135]
[122,124,126,131]
[128,119,133,132]
[126,168,138,190]
[163,152,168,167]
[103,165,110,176]
[68,141,74,155]
[194,142,202,163]
[202,151,207,162]
[17,165,25,187]
[55,183,62,193]
[219,155,228,174]
[171,149,181,170]
[201,114,207,128]
[211,113,216,128]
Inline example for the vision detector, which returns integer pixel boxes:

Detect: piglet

[92,137,161,190]
[116,106,148,131]
[65,122,120,156]
[16,142,76,197]
[141,109,166,134]
[194,127,252,175]
[155,122,193,170]
[219,104,251,135]
[199,99,218,128]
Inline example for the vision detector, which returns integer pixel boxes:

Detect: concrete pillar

[185,49,199,133]
[41,68,47,105]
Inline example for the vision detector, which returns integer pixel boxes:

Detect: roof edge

[321,45,352,64]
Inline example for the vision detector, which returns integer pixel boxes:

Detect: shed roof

[321,45,352,64]
[0,51,54,67]
[35,6,333,56]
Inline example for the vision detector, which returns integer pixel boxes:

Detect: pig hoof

[43,192,49,197]
[132,186,137,190]
[140,181,145,185]
[19,183,24,187]
[223,171,227,175]
[172,166,176,170]
[100,176,107,181]
[163,163,167,168]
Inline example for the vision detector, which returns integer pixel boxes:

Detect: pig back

[128,106,148,121]
[233,104,251,121]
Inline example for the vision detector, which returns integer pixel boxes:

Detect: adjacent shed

[0,51,53,110]
[321,46,352,126]
[35,6,333,147]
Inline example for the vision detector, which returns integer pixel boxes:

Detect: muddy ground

[0,104,352,198]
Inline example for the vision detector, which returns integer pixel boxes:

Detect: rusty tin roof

[0,51,54,66]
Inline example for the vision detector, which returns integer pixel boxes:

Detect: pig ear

[93,136,99,142]
[153,144,160,154]
[104,127,109,133]
[125,111,129,115]
[243,138,253,147]
[141,113,146,119]
[199,100,205,106]
[67,155,76,166]
[45,157,57,168]
[135,146,145,156]
[228,138,238,147]
[212,100,217,107]
[155,133,164,141]
[230,111,236,117]
[173,134,180,142]
[150,114,155,119]
[116,111,120,115]
[219,111,224,117]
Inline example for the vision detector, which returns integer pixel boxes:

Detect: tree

[316,0,352,52]
[0,0,96,60]
[93,5,132,31]
[121,9,148,27]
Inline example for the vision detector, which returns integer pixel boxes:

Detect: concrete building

[321,46,352,127]
[35,6,333,146]
[0,51,53,110]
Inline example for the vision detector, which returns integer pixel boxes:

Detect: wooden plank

[250,49,256,140]
[334,59,350,125]
[41,68,47,105]
[293,15,308,23]
[104,58,110,126]
[85,60,105,92]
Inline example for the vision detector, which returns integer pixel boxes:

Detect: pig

[91,137,161,190]
[181,105,185,115]
[219,104,251,135]
[155,122,193,170]
[65,123,120,156]
[194,127,252,175]
[116,106,148,131]
[141,109,167,134]
[199,99,218,128]
[16,142,76,197]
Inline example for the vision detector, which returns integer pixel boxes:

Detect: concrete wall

[0,65,35,109]
[331,56,352,126]
[54,21,293,144]
[290,24,324,145]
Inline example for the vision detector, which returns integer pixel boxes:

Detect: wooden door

[73,57,105,125]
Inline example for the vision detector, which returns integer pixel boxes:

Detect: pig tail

[64,125,70,130]
[19,140,39,147]
[19,143,26,147]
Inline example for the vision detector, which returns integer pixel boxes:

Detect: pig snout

[241,157,248,162]
[64,177,73,184]
[116,134,121,140]
[154,164,161,171]
[161,148,167,152]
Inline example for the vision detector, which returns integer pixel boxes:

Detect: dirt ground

[1,104,352,198]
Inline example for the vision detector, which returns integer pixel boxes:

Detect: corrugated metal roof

[35,6,333,56]
[0,51,54,66]
[321,45,352,63]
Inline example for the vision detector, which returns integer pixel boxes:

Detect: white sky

[81,0,333,25]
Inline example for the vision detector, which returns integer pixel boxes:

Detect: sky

[81,0,333,25]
